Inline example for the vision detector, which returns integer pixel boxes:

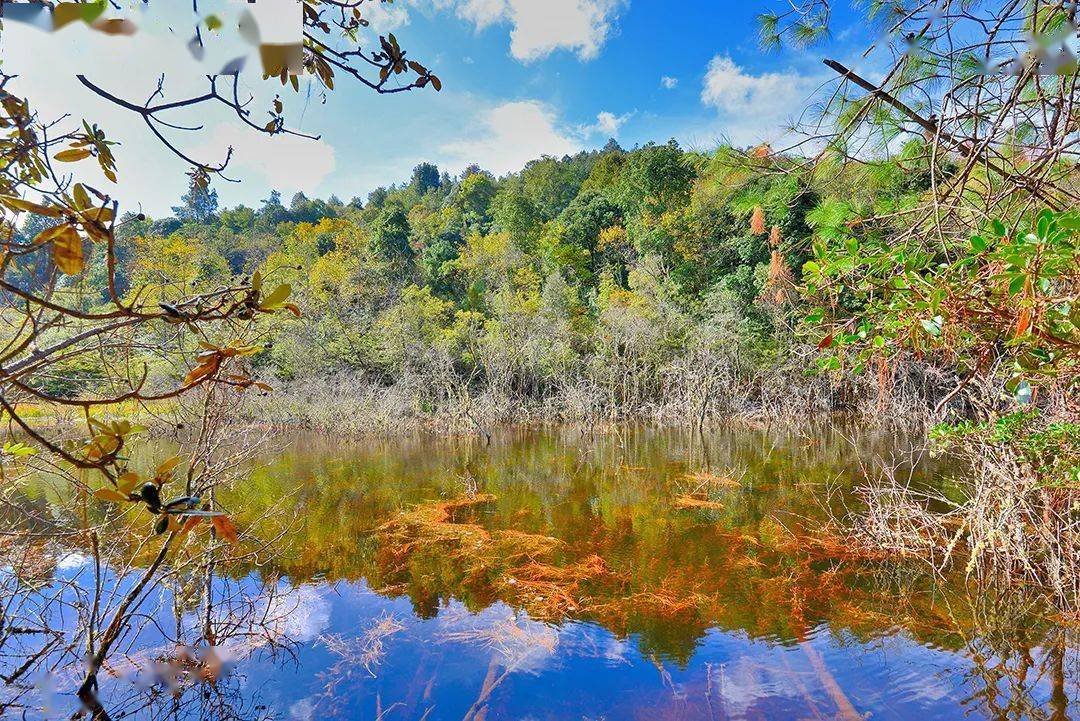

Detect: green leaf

[1014,379,1033,405]
[920,316,943,337]
[969,234,987,252]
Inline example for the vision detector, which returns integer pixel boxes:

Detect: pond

[10,425,1078,719]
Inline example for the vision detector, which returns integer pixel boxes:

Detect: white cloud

[452,0,509,28]
[439,100,581,174]
[435,0,627,62]
[701,55,805,117]
[364,1,412,31]
[192,124,336,196]
[583,110,633,138]
[660,75,678,89]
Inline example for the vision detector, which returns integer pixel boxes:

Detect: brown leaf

[183,357,220,385]
[117,471,140,494]
[93,488,130,503]
[1015,308,1032,338]
[818,333,834,350]
[91,18,137,35]
[180,515,204,537]
[750,206,766,235]
[211,515,239,544]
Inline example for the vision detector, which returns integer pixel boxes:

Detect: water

[8,425,1078,719]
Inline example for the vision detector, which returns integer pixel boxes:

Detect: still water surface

[210,425,1075,721]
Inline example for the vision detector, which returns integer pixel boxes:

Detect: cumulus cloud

[660,75,678,89]
[436,0,627,61]
[364,1,412,31]
[700,55,805,117]
[582,110,633,138]
[439,100,581,175]
[680,55,832,148]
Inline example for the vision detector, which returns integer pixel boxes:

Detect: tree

[0,85,298,718]
[371,202,415,265]
[492,183,542,247]
[612,140,694,217]
[366,186,390,209]
[554,189,622,283]
[764,0,1080,602]
[410,162,442,194]
[520,155,589,221]
[257,189,292,229]
[171,184,219,223]
[454,171,498,232]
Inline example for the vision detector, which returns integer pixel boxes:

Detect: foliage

[804,209,1080,388]
[931,411,1080,489]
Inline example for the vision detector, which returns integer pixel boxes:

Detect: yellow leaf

[0,195,62,217]
[93,488,130,503]
[73,183,91,210]
[259,283,292,309]
[82,205,114,223]
[117,471,140,494]
[51,226,85,275]
[52,3,85,29]
[32,223,72,246]
[156,455,182,478]
[55,148,92,163]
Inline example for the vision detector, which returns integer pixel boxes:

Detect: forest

[15,139,991,428]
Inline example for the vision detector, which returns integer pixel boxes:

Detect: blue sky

[3,0,874,216]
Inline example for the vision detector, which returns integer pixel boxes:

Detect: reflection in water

[5,425,1077,719]
[220,425,1076,720]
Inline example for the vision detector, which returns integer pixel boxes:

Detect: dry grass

[672,496,726,511]
[241,350,942,436]
[849,444,1079,617]
[319,613,405,679]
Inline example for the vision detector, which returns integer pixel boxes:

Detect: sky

[2,0,876,216]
